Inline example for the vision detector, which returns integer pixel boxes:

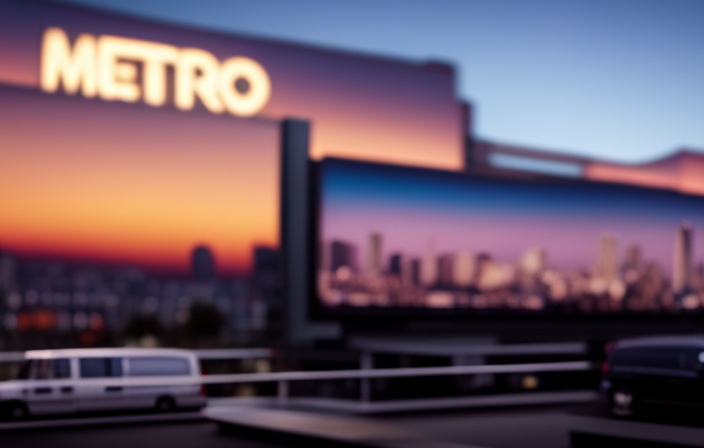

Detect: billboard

[317,159,704,316]
[0,0,465,343]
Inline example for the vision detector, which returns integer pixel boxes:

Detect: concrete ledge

[206,405,483,448]
[570,416,704,447]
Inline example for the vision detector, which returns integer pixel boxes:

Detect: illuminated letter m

[41,27,97,97]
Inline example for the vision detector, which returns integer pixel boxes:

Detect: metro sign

[40,27,271,117]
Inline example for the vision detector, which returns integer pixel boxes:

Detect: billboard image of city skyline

[318,159,704,313]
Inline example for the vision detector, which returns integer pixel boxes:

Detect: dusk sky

[53,0,704,163]
[0,86,281,276]
[321,160,704,277]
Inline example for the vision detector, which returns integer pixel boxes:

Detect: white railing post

[277,380,289,404]
[360,351,372,402]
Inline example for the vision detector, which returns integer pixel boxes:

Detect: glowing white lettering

[175,48,224,114]
[218,57,271,117]
[41,27,97,97]
[40,28,271,117]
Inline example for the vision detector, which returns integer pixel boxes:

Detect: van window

[34,359,71,379]
[79,358,123,378]
[17,359,71,380]
[127,357,190,376]
[54,359,71,378]
[611,346,698,370]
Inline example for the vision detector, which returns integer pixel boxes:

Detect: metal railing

[0,358,588,402]
[0,350,596,407]
[198,360,595,402]
[0,352,24,363]
[0,348,273,363]
[0,349,596,408]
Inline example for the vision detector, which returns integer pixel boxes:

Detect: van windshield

[611,346,699,370]
[16,360,31,380]
[79,358,123,378]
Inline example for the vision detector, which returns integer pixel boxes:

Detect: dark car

[602,336,704,416]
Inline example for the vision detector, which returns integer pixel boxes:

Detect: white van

[0,348,205,420]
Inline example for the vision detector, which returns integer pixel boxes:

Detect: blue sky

[54,0,704,163]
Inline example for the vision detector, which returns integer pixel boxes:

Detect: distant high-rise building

[453,251,476,288]
[596,233,618,280]
[331,241,358,273]
[420,238,437,286]
[191,245,216,280]
[519,248,546,275]
[623,244,643,272]
[410,259,422,287]
[691,263,704,292]
[253,246,280,298]
[0,254,16,290]
[388,253,403,276]
[435,251,475,288]
[254,247,279,273]
[476,257,515,291]
[517,248,545,291]
[475,253,492,290]
[673,222,693,294]
[438,253,454,287]
[366,232,383,276]
[641,261,665,308]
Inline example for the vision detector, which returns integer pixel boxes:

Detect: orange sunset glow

[0,86,280,275]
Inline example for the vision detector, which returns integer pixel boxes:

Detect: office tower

[421,238,438,286]
[673,222,693,294]
[438,254,454,287]
[519,248,546,275]
[640,261,664,309]
[191,245,216,280]
[410,259,422,287]
[453,251,476,288]
[596,233,618,280]
[623,244,643,271]
[474,253,494,291]
[366,232,383,276]
[330,241,358,273]
[477,258,515,291]
[253,246,280,307]
[690,263,704,292]
[0,254,16,290]
[400,257,414,286]
[388,253,403,276]
[518,248,545,292]
[254,247,279,276]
